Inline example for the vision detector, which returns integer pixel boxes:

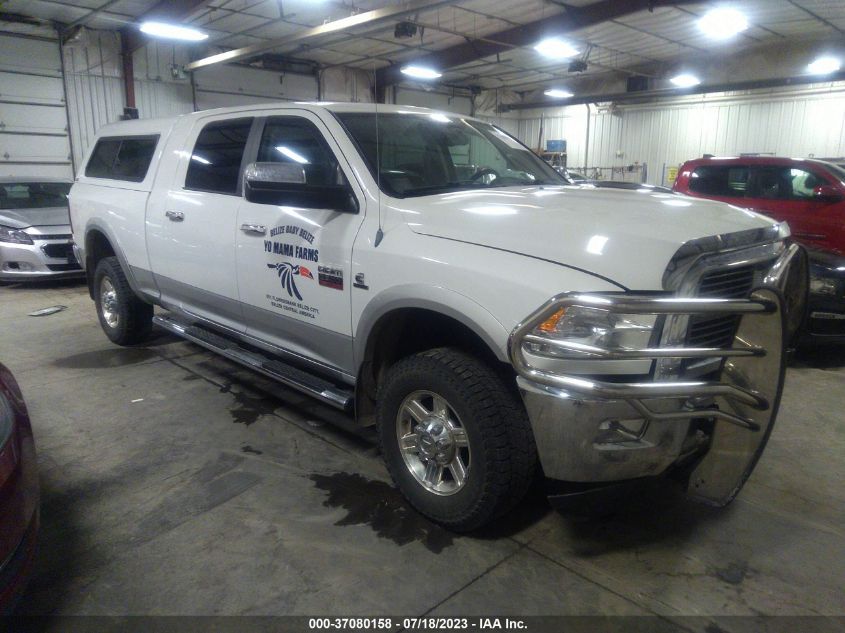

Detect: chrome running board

[153,314,354,412]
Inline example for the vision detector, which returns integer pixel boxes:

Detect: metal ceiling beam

[503,70,845,110]
[375,0,709,88]
[184,0,457,72]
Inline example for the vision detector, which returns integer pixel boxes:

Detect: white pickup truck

[69,103,806,530]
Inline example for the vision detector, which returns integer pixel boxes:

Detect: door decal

[263,223,321,319]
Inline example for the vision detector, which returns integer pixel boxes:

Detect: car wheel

[377,347,537,531]
[93,256,153,345]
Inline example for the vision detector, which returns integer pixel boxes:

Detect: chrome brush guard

[509,240,804,506]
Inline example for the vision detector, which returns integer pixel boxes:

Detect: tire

[377,348,537,531]
[93,256,153,346]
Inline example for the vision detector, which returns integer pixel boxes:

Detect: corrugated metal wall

[501,84,845,184]
[0,33,73,179]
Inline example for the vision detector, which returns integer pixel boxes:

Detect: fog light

[809,276,838,296]
[594,418,647,446]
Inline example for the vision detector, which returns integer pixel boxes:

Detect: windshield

[0,182,71,210]
[336,112,564,198]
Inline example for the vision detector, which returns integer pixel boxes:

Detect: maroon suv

[674,156,845,343]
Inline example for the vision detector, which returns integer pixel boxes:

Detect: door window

[185,118,253,195]
[256,117,346,187]
[748,166,827,201]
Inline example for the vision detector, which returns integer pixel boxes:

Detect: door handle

[165,210,184,222]
[240,223,267,235]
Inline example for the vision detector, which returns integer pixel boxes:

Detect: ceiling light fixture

[534,38,579,59]
[698,7,748,40]
[139,21,208,41]
[807,56,842,75]
[670,73,701,88]
[544,88,574,99]
[400,65,442,80]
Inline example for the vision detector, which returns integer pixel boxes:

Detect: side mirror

[813,184,843,203]
[243,162,358,213]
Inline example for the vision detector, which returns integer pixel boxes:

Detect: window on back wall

[85,136,159,182]
[185,118,254,195]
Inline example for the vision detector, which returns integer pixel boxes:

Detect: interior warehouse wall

[58,29,372,174]
[508,82,845,185]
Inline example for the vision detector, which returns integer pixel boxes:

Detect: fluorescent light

[670,73,701,88]
[276,146,309,164]
[698,8,748,40]
[808,56,842,75]
[534,38,579,59]
[190,154,210,165]
[139,21,208,41]
[544,88,574,99]
[400,65,442,80]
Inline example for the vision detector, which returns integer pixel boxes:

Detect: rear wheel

[377,348,537,531]
[93,256,153,345]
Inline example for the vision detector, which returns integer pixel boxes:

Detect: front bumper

[0,234,83,282]
[509,242,803,506]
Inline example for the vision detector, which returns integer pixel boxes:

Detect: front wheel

[377,348,537,531]
[93,256,153,345]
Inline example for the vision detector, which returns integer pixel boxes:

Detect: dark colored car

[674,156,845,343]
[0,363,39,613]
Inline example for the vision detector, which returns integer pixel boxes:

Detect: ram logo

[267,262,313,300]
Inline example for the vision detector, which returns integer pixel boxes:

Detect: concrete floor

[1,279,844,622]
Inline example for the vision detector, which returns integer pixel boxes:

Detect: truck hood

[399,186,778,290]
[0,207,70,230]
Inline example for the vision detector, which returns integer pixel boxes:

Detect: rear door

[146,115,255,331]
[234,111,366,375]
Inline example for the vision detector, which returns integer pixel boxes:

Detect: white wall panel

[496,84,845,185]
[0,32,72,179]
[193,65,318,111]
[395,87,472,115]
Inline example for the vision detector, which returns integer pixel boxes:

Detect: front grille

[41,243,73,259]
[687,264,756,351]
[697,264,756,298]
[46,263,81,272]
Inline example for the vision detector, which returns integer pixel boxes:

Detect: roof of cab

[92,101,468,138]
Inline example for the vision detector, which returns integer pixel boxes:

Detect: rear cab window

[85,136,159,182]
[185,118,254,195]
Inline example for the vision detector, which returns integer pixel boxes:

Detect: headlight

[809,273,838,296]
[527,305,657,357]
[0,225,34,245]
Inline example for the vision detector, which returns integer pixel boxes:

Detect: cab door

[746,165,837,251]
[234,111,365,376]
[146,115,255,331]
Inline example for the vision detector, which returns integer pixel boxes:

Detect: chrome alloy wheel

[99,277,119,328]
[396,390,471,496]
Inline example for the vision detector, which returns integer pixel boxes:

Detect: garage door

[0,33,73,179]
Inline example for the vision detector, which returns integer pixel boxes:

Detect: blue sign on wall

[546,139,567,152]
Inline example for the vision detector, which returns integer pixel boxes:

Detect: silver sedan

[0,178,83,283]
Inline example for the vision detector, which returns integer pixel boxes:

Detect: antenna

[374,61,384,247]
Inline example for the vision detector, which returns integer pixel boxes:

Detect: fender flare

[354,284,511,369]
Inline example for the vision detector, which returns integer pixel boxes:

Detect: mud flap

[686,287,787,506]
